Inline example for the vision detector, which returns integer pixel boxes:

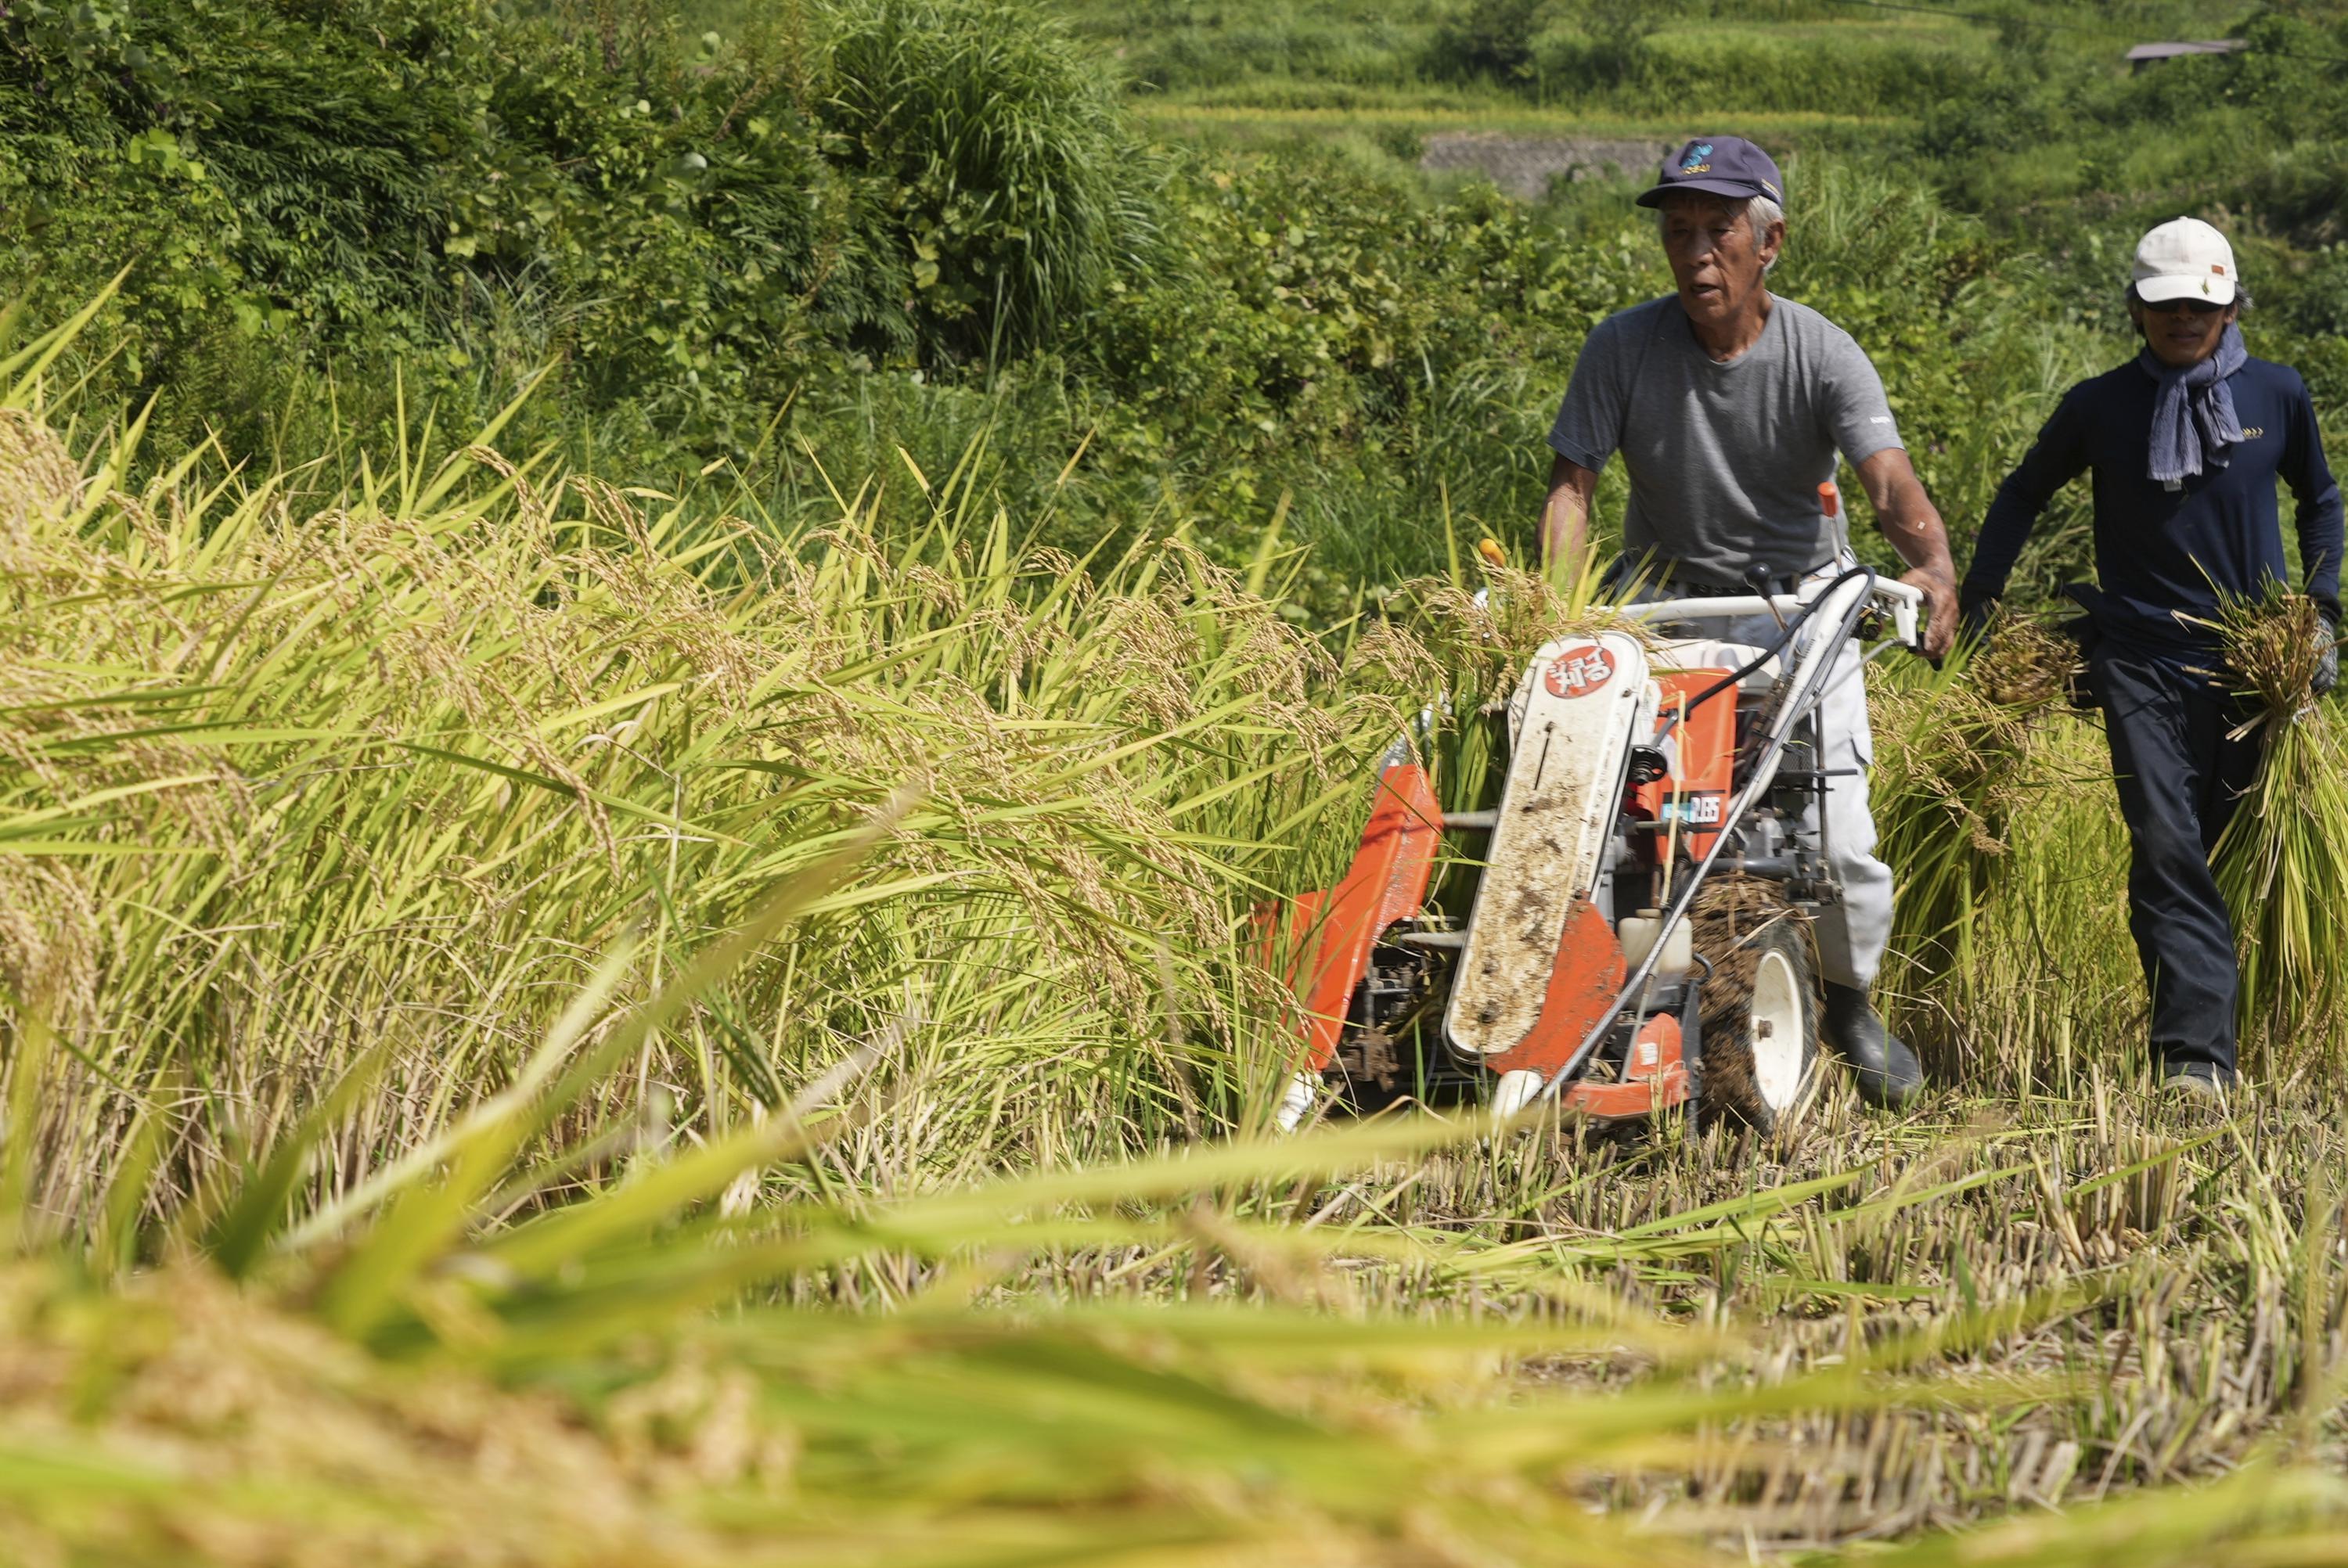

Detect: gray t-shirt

[1548,295,1903,583]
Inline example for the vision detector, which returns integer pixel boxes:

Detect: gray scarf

[2140,323,2246,484]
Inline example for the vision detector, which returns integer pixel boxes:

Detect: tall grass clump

[2212,589,2348,1062]
[818,0,1162,365]
[1873,615,2079,977]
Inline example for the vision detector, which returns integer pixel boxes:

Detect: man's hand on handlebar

[1854,448,1958,664]
[1898,566,1957,662]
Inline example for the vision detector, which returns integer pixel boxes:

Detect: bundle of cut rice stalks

[2210,590,2348,1063]
[1872,611,2084,990]
[1864,610,2168,1091]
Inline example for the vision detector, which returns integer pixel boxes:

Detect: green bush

[1423,0,1553,85]
[0,0,1166,462]
[1079,152,1667,584]
[816,0,1162,367]
[0,0,505,450]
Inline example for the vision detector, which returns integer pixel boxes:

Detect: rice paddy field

[1031,0,2261,198]
[13,1,2348,1563]
[7,277,2348,1564]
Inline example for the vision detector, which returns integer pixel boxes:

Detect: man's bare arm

[1855,447,1957,660]
[1540,454,1601,580]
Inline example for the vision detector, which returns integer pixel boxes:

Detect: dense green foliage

[11,0,2348,613]
[0,0,1175,452]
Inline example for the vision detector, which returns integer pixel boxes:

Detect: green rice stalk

[2210,588,2348,1066]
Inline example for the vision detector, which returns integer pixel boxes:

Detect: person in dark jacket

[1960,217,2343,1099]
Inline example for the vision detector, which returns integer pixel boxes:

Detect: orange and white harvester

[1266,566,1925,1133]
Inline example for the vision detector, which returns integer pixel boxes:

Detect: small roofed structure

[2127,40,2246,72]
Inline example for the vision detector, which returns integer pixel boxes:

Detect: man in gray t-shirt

[1550,293,1907,584]
[1540,135,1959,1110]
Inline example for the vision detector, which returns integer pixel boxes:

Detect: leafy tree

[1427,0,1552,85]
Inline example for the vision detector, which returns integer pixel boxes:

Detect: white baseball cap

[2133,217,2237,305]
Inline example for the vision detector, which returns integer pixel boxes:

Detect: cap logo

[2212,263,2226,275]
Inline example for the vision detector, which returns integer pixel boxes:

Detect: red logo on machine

[1543,644,1616,699]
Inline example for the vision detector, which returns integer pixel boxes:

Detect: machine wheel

[1690,879,1821,1133]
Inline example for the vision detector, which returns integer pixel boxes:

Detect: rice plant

[1868,613,2118,1079]
[2211,588,2348,1063]
[12,316,2348,1563]
[0,325,1429,1227]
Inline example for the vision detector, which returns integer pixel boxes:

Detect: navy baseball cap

[1636,136,1784,208]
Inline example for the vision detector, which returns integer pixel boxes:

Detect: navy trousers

[2093,646,2263,1081]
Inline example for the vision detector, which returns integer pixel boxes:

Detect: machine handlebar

[1615,576,1925,653]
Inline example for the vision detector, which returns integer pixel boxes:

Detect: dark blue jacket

[1965,353,2343,658]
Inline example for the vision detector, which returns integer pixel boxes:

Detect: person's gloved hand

[2317,613,2339,696]
[1957,582,1999,648]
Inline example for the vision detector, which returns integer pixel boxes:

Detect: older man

[1961,218,2343,1099]
[1540,135,1959,1109]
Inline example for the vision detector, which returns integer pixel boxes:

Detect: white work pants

[1644,564,1893,992]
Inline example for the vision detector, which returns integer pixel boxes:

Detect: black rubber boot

[1823,983,1923,1109]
